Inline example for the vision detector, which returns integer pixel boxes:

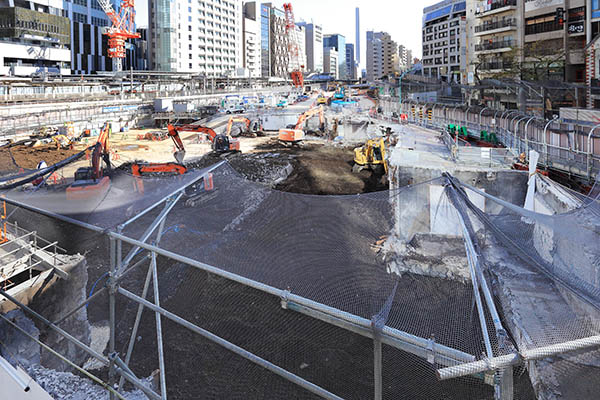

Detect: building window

[73,12,87,23]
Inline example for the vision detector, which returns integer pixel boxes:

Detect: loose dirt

[0,144,80,172]
[187,138,388,195]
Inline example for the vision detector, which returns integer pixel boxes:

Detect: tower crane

[283,3,304,88]
[98,0,140,71]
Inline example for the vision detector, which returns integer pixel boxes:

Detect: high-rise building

[297,22,323,73]
[296,24,307,72]
[346,43,356,79]
[266,4,289,78]
[323,34,346,79]
[421,0,466,82]
[63,0,115,73]
[323,47,338,79]
[149,0,243,74]
[259,3,270,77]
[242,1,261,77]
[0,0,71,76]
[366,31,397,81]
[398,44,413,71]
[355,7,360,64]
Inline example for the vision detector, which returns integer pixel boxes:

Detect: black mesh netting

[9,160,600,399]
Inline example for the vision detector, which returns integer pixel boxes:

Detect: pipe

[479,107,488,131]
[107,230,475,364]
[438,334,600,380]
[118,287,344,400]
[515,116,530,154]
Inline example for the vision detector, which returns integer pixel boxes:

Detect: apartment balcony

[475,0,517,18]
[474,18,517,36]
[479,61,512,72]
[474,40,514,55]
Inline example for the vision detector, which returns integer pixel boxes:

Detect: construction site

[1,1,600,400]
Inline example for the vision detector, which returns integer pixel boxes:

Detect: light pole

[479,107,488,132]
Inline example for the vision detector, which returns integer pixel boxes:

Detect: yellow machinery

[52,134,73,149]
[279,105,326,143]
[352,138,388,175]
[316,95,327,105]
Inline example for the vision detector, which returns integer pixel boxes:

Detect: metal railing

[475,40,514,52]
[384,99,600,180]
[475,0,517,14]
[474,19,517,33]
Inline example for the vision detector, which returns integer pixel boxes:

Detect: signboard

[525,0,563,12]
[568,21,584,35]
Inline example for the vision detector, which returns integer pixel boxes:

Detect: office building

[0,0,71,76]
[242,1,261,77]
[323,47,338,79]
[421,0,466,82]
[398,44,412,70]
[296,24,307,72]
[63,0,114,73]
[346,43,356,79]
[355,7,360,64]
[366,31,397,81]
[297,21,323,73]
[323,34,346,79]
[149,0,243,74]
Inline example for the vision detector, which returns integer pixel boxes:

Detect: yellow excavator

[352,137,388,175]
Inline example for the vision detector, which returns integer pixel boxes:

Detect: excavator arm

[167,124,186,164]
[226,117,252,137]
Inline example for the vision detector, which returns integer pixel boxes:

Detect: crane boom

[283,3,303,88]
[98,0,140,71]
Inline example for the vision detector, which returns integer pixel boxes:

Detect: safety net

[2,157,599,399]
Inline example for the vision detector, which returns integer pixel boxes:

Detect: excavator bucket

[174,150,186,164]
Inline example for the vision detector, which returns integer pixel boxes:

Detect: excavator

[131,123,188,193]
[225,116,263,138]
[352,137,388,175]
[174,123,240,153]
[66,122,112,200]
[278,106,326,143]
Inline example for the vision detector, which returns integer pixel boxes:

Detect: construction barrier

[0,201,7,244]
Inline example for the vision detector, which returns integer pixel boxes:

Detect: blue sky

[135,1,425,70]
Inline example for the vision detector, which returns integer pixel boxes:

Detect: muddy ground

[187,139,388,195]
[0,144,80,172]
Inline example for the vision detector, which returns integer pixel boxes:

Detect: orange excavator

[66,122,112,200]
[175,123,241,153]
[131,124,190,193]
[278,106,326,143]
[225,116,263,138]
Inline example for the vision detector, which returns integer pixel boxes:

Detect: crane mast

[98,0,140,72]
[283,3,304,88]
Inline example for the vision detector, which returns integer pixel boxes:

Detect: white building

[242,1,260,77]
[63,0,114,73]
[366,31,397,81]
[0,0,71,76]
[323,47,338,79]
[297,21,323,73]
[296,24,307,73]
[149,0,243,74]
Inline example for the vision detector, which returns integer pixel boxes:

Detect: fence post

[374,334,382,400]
[108,237,117,400]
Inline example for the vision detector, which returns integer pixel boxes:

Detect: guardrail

[379,98,600,181]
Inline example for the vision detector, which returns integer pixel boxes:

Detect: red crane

[283,3,304,88]
[98,0,140,71]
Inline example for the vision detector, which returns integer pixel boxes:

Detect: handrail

[587,123,600,179]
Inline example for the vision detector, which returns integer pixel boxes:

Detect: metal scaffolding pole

[118,287,344,400]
